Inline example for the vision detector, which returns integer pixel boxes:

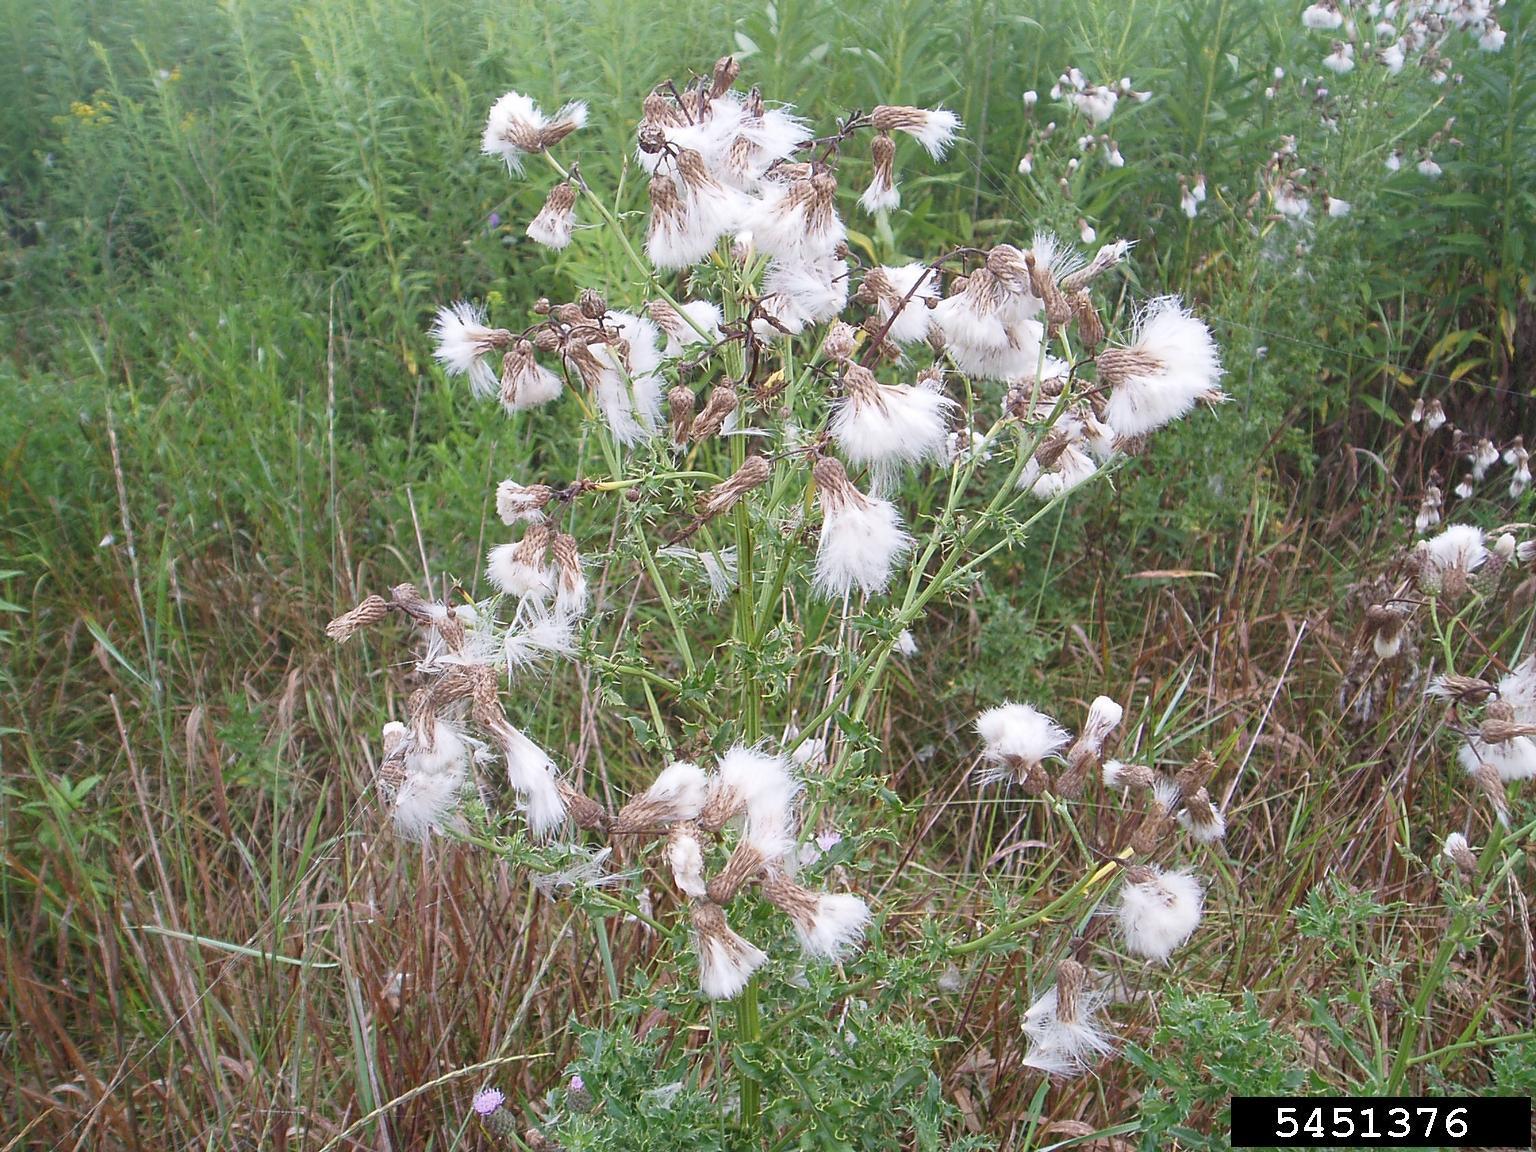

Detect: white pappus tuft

[973,701,1071,787]
[810,457,914,599]
[1098,296,1226,440]
[430,302,509,399]
[1117,866,1204,963]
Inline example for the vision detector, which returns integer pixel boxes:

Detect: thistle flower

[761,869,872,960]
[811,456,914,599]
[1021,960,1115,1077]
[1303,2,1344,30]
[614,760,710,833]
[1418,155,1442,179]
[1178,787,1227,843]
[487,525,555,600]
[1057,695,1123,796]
[527,180,578,249]
[699,744,801,834]
[860,133,900,213]
[576,310,666,445]
[1103,759,1156,791]
[649,298,724,356]
[830,363,955,486]
[1423,398,1447,432]
[1442,831,1478,876]
[473,698,567,838]
[503,608,577,670]
[387,720,471,840]
[1326,195,1352,218]
[973,701,1070,791]
[496,481,556,526]
[1323,42,1356,73]
[550,532,587,618]
[431,302,513,398]
[498,339,564,412]
[748,171,845,262]
[1365,603,1411,659]
[1117,865,1204,963]
[756,254,850,335]
[691,901,768,1000]
[870,104,961,158]
[1098,297,1226,440]
[1414,523,1488,593]
[472,1088,507,1116]
[668,823,709,898]
[482,91,588,173]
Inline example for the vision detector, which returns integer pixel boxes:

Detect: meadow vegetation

[2,0,1535,1148]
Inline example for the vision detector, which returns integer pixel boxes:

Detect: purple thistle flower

[487,212,502,229]
[472,1087,506,1116]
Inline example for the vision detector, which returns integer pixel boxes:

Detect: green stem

[737,981,763,1140]
[948,851,1128,956]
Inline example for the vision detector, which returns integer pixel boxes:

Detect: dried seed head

[528,180,579,249]
[869,105,961,158]
[1470,758,1510,825]
[326,594,391,642]
[821,321,859,362]
[1479,717,1536,745]
[1442,831,1477,877]
[711,55,740,97]
[690,381,739,441]
[860,133,899,212]
[1070,290,1104,351]
[699,455,772,517]
[668,384,697,444]
[1364,603,1410,659]
[1025,250,1073,336]
[496,480,557,526]
[1174,750,1218,798]
[1054,958,1086,1024]
[1060,239,1131,294]
[811,455,858,503]
[691,900,768,1000]
[1103,759,1155,791]
[1179,787,1227,843]
[559,780,611,833]
[578,288,607,319]
[707,839,772,905]
[668,823,708,898]
[614,760,709,834]
[1095,346,1164,388]
[1129,803,1175,855]
[1425,674,1495,706]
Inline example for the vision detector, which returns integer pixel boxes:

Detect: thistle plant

[327,56,1231,1143]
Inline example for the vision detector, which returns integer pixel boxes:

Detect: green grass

[3,0,1536,1147]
